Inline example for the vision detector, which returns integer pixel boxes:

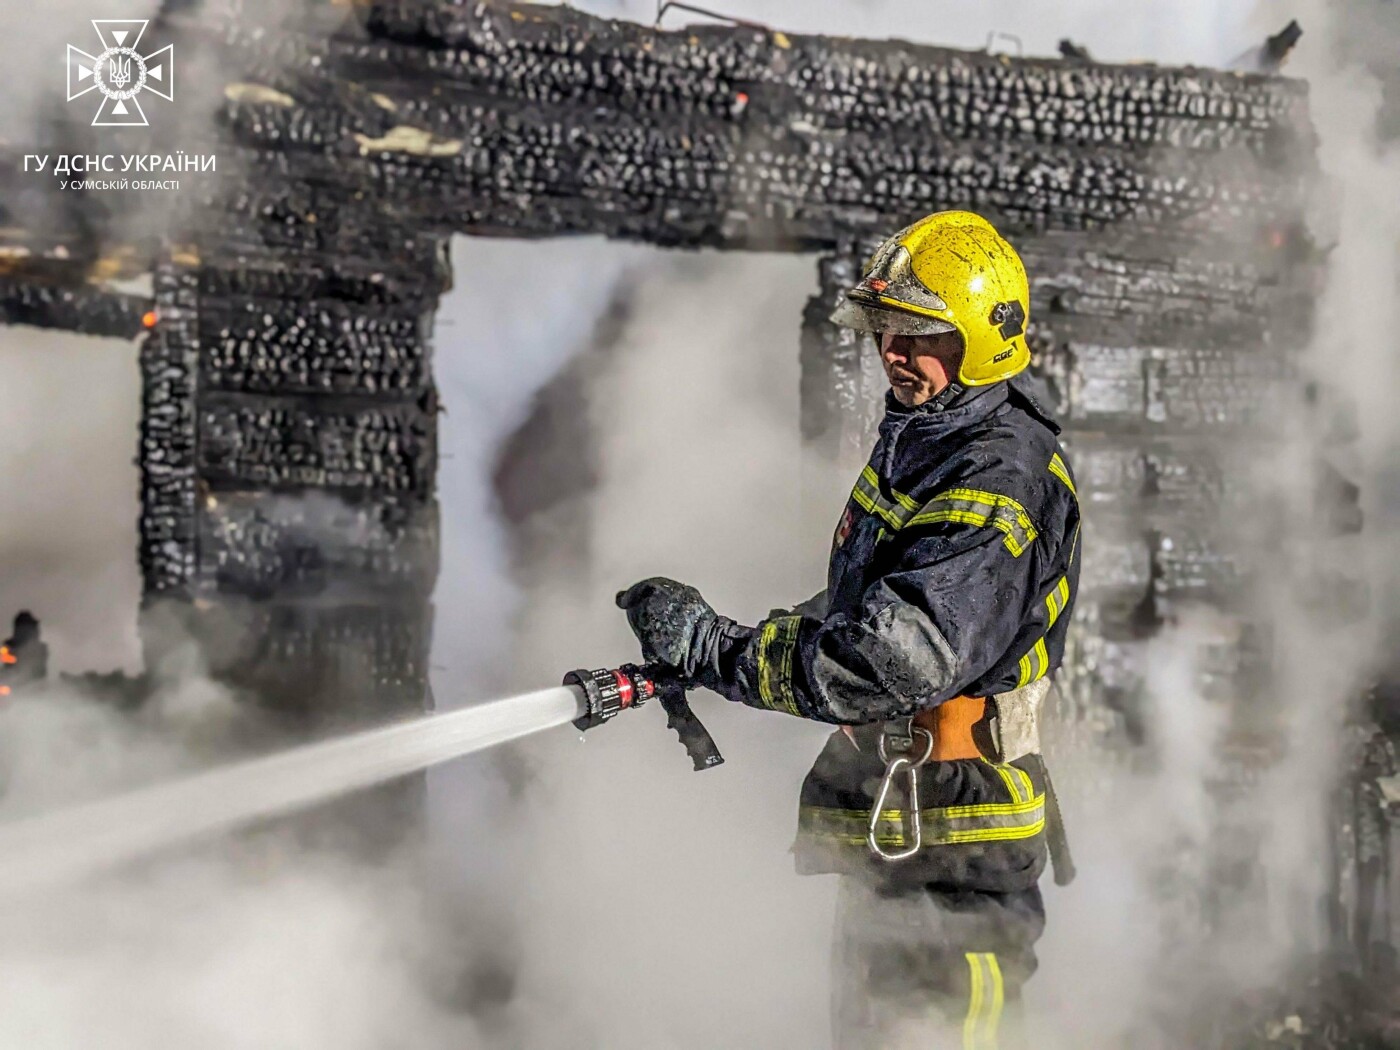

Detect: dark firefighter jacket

[701,375,1081,889]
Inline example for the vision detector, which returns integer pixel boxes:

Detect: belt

[842,695,989,761]
[862,695,988,863]
[912,694,986,761]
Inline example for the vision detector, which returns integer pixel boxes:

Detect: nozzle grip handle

[630,665,724,771]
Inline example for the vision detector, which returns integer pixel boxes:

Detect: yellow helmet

[829,211,1031,386]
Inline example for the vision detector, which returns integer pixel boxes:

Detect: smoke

[0,659,469,1049]
[0,831,477,1050]
[6,3,1397,1050]
[430,236,654,701]
[1247,0,1400,970]
[2,2,171,672]
[462,248,840,1049]
[0,331,141,672]
[1037,5,1400,1045]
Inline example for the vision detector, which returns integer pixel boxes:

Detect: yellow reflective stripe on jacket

[851,465,916,530]
[1044,575,1071,627]
[1015,637,1049,688]
[963,953,1005,1050]
[1017,575,1072,688]
[907,488,1038,557]
[849,467,1038,556]
[1048,451,1076,500]
[798,790,1045,850]
[756,615,801,716]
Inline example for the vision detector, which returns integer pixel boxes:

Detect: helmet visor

[829,298,958,337]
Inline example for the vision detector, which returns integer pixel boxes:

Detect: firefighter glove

[616,577,736,683]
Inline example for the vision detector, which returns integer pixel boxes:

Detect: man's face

[879,330,965,407]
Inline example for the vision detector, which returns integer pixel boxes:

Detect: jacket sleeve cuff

[693,615,803,716]
[699,615,807,717]
[750,615,804,716]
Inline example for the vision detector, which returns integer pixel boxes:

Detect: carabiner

[866,722,934,862]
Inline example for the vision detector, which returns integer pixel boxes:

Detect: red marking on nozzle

[613,670,636,710]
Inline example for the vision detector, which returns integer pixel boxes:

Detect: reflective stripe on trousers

[963,952,1004,1050]
[831,880,1023,1050]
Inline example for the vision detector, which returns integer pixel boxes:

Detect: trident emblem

[107,55,132,90]
[67,20,174,127]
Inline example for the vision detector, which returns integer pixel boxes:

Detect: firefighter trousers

[830,877,1041,1050]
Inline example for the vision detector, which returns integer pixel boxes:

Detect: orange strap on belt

[913,695,987,761]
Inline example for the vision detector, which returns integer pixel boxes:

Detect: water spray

[0,663,721,899]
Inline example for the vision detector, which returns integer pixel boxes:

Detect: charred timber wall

[137,228,446,721]
[1,1,1320,736]
[209,2,1312,248]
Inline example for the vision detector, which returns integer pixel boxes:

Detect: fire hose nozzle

[563,666,654,731]
[562,664,724,772]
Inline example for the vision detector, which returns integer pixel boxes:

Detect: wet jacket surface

[702,375,1081,892]
[707,375,1081,727]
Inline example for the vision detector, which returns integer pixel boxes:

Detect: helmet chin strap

[923,380,965,412]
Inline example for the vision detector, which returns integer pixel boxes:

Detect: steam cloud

[2,1,1396,1048]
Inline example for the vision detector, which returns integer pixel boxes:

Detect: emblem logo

[989,300,1027,340]
[67,20,174,127]
[833,506,856,552]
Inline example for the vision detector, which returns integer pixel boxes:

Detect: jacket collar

[878,374,1062,437]
[875,382,1009,479]
[1006,373,1063,435]
[880,381,1008,434]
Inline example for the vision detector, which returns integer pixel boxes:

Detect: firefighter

[617,211,1081,1048]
